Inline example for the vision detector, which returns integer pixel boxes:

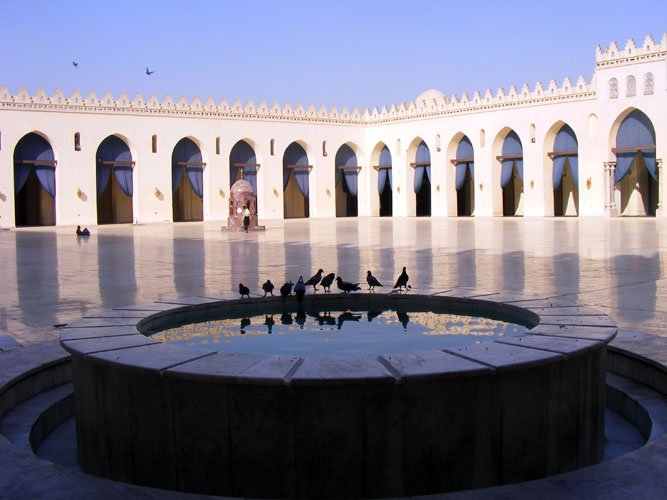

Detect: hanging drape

[97,136,133,196]
[283,143,309,196]
[172,138,203,197]
[229,141,257,194]
[553,125,579,190]
[344,170,358,196]
[378,146,392,194]
[414,141,431,192]
[388,168,393,190]
[455,136,475,191]
[186,166,204,198]
[14,134,56,195]
[501,131,523,187]
[615,110,657,182]
[335,144,358,194]
[172,165,184,193]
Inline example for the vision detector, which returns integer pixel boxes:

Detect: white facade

[0,34,665,228]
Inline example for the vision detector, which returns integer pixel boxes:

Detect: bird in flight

[146,67,155,76]
[72,61,78,68]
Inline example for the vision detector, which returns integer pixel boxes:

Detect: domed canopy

[231,178,254,196]
[416,89,445,102]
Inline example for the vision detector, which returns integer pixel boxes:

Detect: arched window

[215,137,220,155]
[74,132,81,151]
[626,75,636,97]
[609,78,618,99]
[644,73,654,95]
[480,129,486,148]
[270,138,275,156]
[151,134,157,153]
[322,140,327,157]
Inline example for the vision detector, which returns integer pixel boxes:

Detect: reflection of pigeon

[295,308,306,329]
[240,317,251,333]
[304,269,324,291]
[366,271,383,291]
[280,281,293,298]
[336,276,361,293]
[320,273,335,293]
[397,311,410,330]
[337,311,362,329]
[280,312,293,325]
[72,61,78,68]
[262,280,275,296]
[367,310,382,322]
[239,283,250,298]
[146,67,155,75]
[264,315,275,333]
[308,311,336,326]
[294,276,306,301]
[393,267,411,292]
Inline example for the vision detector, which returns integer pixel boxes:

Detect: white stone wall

[0,34,664,227]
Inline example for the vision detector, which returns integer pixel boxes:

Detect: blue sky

[1,0,665,110]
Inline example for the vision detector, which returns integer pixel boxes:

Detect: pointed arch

[172,137,204,222]
[283,141,310,218]
[96,135,134,224]
[334,143,359,217]
[13,132,56,226]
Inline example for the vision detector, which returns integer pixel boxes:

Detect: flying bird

[280,280,293,298]
[294,276,306,301]
[262,279,275,296]
[304,269,324,291]
[146,67,155,75]
[393,267,411,292]
[72,61,78,68]
[320,272,336,293]
[239,283,250,298]
[336,276,361,294]
[366,271,383,291]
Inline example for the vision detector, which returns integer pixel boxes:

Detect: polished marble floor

[1,216,666,346]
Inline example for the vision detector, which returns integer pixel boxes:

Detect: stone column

[604,162,617,216]
[657,159,664,217]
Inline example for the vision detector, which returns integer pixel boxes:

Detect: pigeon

[280,280,293,298]
[295,308,307,328]
[262,279,275,296]
[280,312,293,325]
[294,276,306,301]
[146,67,155,75]
[320,272,335,293]
[393,267,411,292]
[72,61,78,68]
[336,276,361,294]
[240,317,251,331]
[304,269,324,291]
[239,283,250,298]
[264,315,275,334]
[366,271,383,291]
[397,311,410,330]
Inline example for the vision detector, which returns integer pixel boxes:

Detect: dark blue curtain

[229,140,257,194]
[14,134,55,195]
[97,136,132,196]
[615,110,657,182]
[283,143,309,196]
[378,146,392,193]
[553,125,578,190]
[172,138,203,197]
[414,141,430,192]
[455,136,474,190]
[501,131,523,187]
[336,144,358,194]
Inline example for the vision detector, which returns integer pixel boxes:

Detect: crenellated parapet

[596,33,667,67]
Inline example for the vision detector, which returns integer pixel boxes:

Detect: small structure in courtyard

[225,178,264,231]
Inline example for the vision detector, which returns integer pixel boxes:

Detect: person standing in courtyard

[243,203,251,233]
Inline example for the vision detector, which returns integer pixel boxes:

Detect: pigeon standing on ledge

[320,272,335,293]
[304,269,324,291]
[393,267,411,292]
[239,283,250,298]
[366,271,383,291]
[262,279,274,296]
[294,276,306,301]
[336,277,361,294]
[280,281,293,298]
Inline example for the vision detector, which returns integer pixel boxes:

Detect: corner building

[0,34,665,227]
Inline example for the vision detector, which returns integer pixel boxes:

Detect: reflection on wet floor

[2,217,667,345]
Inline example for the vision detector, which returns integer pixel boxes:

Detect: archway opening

[172,138,204,222]
[551,124,579,216]
[614,110,657,216]
[13,133,56,227]
[335,144,359,217]
[229,140,259,212]
[375,145,392,217]
[499,131,524,216]
[283,142,310,219]
[96,135,134,224]
[454,136,474,216]
[413,141,431,216]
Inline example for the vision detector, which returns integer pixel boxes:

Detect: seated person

[76,225,91,236]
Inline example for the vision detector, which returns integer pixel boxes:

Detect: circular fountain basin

[60,292,616,498]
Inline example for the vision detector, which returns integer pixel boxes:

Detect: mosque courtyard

[1,216,666,348]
